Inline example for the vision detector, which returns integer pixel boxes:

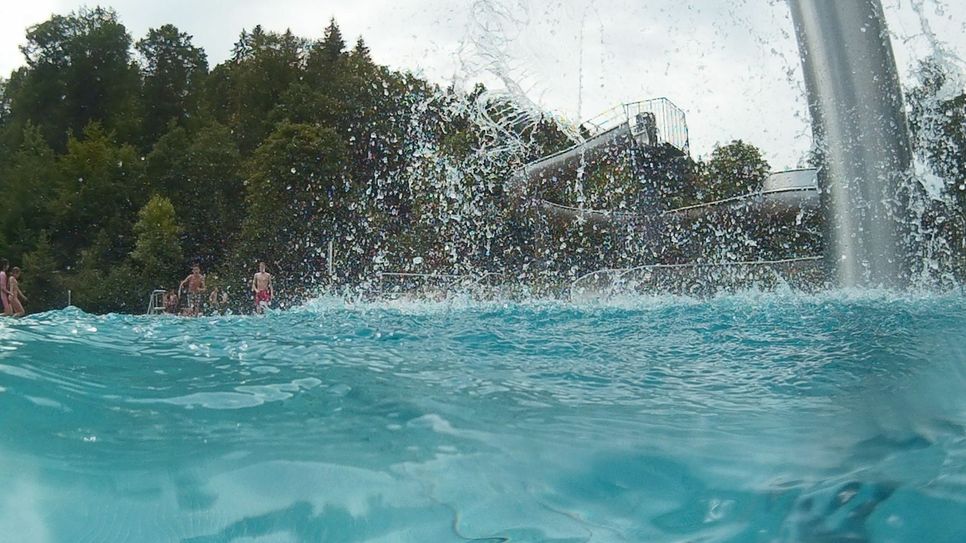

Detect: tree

[700,140,770,200]
[209,27,306,152]
[131,195,183,288]
[145,121,243,265]
[136,25,208,147]
[351,38,371,64]
[305,19,347,93]
[11,7,141,149]
[0,122,58,261]
[237,122,347,282]
[636,143,701,210]
[60,227,144,313]
[52,123,146,262]
[317,19,346,66]
[22,231,62,312]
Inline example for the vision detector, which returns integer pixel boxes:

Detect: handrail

[377,271,506,296]
[377,272,464,280]
[570,256,825,299]
[570,256,824,292]
[581,98,690,152]
[520,123,630,172]
[537,185,819,221]
[145,289,167,315]
[662,186,818,215]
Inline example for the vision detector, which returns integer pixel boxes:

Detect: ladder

[146,289,168,315]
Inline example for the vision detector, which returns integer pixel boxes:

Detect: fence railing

[376,272,505,297]
[570,256,825,299]
[581,98,689,153]
[537,184,819,222]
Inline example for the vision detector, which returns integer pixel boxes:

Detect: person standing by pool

[0,259,10,317]
[251,262,273,314]
[178,264,206,317]
[8,267,27,317]
[164,290,180,314]
[208,287,229,315]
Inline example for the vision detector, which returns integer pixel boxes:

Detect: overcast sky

[2,0,965,169]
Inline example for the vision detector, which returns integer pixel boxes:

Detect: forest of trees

[0,7,775,313]
[0,7,563,312]
[1,8,961,313]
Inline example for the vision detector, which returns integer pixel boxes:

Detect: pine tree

[351,38,371,63]
[320,18,346,64]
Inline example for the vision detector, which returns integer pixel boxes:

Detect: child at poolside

[0,258,10,317]
[208,287,229,315]
[178,264,206,317]
[8,267,27,317]
[164,290,180,314]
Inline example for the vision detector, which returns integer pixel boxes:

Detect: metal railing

[376,272,505,297]
[570,256,825,299]
[582,98,690,153]
[145,289,167,315]
[537,184,819,222]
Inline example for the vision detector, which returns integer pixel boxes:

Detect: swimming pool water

[1,292,964,542]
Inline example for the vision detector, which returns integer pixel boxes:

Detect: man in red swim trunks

[251,261,274,314]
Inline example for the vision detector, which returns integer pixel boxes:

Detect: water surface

[1,292,964,542]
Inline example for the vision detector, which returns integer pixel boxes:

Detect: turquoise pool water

[1,292,964,542]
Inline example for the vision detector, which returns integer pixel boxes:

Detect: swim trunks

[255,289,272,306]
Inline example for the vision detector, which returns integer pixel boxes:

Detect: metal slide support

[788,0,915,287]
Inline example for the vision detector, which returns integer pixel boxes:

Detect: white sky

[1,0,965,169]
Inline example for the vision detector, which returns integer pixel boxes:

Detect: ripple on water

[0,293,963,542]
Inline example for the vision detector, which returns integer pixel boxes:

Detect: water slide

[507,98,818,227]
[507,123,635,198]
[532,169,820,227]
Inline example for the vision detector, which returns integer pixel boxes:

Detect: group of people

[0,258,274,318]
[163,261,275,316]
[0,259,27,317]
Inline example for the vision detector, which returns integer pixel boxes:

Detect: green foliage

[136,24,208,146]
[700,140,770,201]
[146,121,243,264]
[131,195,183,287]
[11,7,140,149]
[65,229,143,313]
[239,122,347,280]
[22,231,61,311]
[317,19,346,66]
[214,26,306,152]
[0,122,58,261]
[53,123,146,261]
[637,144,702,210]
[0,8,804,312]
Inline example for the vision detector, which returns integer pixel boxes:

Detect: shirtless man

[8,267,27,317]
[0,259,11,317]
[251,262,273,313]
[178,264,206,316]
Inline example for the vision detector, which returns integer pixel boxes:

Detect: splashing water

[4,3,966,543]
[1,293,964,542]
